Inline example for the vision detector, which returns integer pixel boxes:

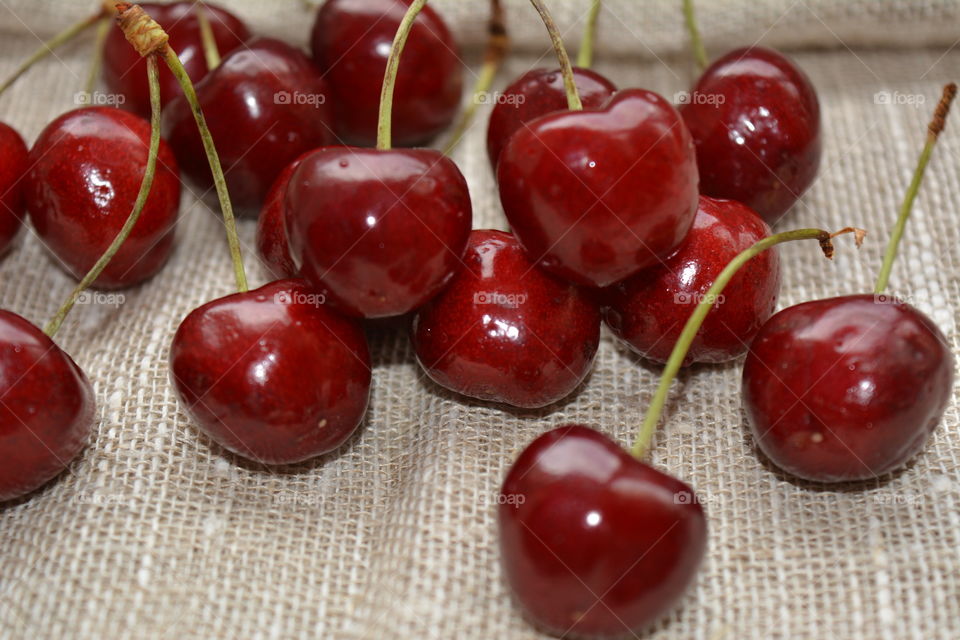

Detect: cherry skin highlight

[603,196,780,365]
[412,230,600,409]
[742,295,953,482]
[486,66,616,170]
[498,89,699,288]
[103,1,250,116]
[284,147,472,319]
[500,425,707,637]
[163,37,335,213]
[24,107,181,289]
[0,310,95,502]
[310,0,463,146]
[0,122,28,257]
[170,279,372,465]
[256,155,308,280]
[680,47,822,225]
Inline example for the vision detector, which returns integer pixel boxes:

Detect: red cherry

[486,66,616,170]
[310,0,462,146]
[0,122,28,256]
[256,155,306,280]
[103,1,250,116]
[24,107,181,289]
[498,89,699,288]
[500,425,707,637]
[412,230,600,408]
[0,310,95,502]
[680,47,822,225]
[284,147,472,318]
[170,279,371,465]
[603,196,780,365]
[742,295,953,482]
[163,37,335,213]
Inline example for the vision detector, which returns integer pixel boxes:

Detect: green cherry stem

[376,0,428,150]
[44,55,162,337]
[83,16,112,95]
[576,0,601,69]
[630,226,866,459]
[195,1,221,70]
[682,0,709,73]
[874,82,956,295]
[442,0,507,155]
[530,0,582,111]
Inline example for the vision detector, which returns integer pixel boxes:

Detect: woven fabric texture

[1,1,959,638]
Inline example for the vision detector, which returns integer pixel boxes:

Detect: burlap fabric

[1,1,958,638]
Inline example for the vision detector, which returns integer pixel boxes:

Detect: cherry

[170,279,371,465]
[0,310,95,502]
[103,1,250,116]
[603,196,780,365]
[0,122,28,257]
[163,37,335,213]
[412,229,600,408]
[23,106,181,289]
[499,425,707,637]
[310,0,462,146]
[498,88,699,287]
[679,46,821,225]
[486,66,616,170]
[256,155,306,280]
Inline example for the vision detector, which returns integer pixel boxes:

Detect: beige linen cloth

[1,1,959,638]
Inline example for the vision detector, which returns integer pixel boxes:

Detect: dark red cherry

[498,89,699,288]
[0,310,95,502]
[284,147,472,318]
[0,122,28,256]
[310,0,463,146]
[603,196,780,365]
[170,279,372,465]
[256,155,307,279]
[486,66,616,170]
[24,107,181,289]
[412,230,600,408]
[163,37,335,213]
[103,1,250,116]
[680,47,821,225]
[743,295,953,482]
[500,425,707,637]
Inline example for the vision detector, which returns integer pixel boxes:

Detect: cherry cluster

[0,1,954,637]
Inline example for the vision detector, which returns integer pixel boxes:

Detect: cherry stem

[630,226,867,459]
[195,1,221,70]
[83,16,112,95]
[0,11,104,97]
[44,55,162,338]
[443,0,508,155]
[874,82,956,295]
[682,0,709,73]
[376,0,428,150]
[529,0,582,111]
[576,0,601,69]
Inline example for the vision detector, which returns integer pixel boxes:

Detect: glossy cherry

[170,279,372,465]
[163,37,335,213]
[284,147,472,318]
[24,107,181,289]
[498,88,699,288]
[103,1,250,116]
[0,310,95,502]
[310,0,463,146]
[742,295,953,482]
[412,230,600,409]
[680,46,821,225]
[500,425,707,637]
[256,155,306,279]
[0,122,28,256]
[486,66,616,170]
[604,196,780,365]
